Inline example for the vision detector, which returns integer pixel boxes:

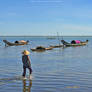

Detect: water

[0,36,92,92]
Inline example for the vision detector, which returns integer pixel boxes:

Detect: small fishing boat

[61,40,88,47]
[47,37,56,39]
[31,46,53,52]
[3,40,29,46]
[50,45,63,48]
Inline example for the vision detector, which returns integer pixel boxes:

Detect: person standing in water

[22,50,32,79]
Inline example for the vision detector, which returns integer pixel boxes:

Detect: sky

[0,0,92,36]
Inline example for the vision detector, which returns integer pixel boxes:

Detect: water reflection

[22,80,32,92]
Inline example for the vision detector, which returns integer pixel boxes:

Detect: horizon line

[0,35,92,37]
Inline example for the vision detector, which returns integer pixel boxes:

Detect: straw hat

[22,50,30,55]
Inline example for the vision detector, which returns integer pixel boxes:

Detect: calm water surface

[0,36,92,92]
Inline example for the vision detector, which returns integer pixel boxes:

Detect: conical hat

[22,50,30,55]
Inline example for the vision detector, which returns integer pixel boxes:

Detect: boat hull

[3,40,28,46]
[61,40,88,47]
[31,46,53,52]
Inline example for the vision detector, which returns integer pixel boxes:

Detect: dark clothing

[22,55,32,77]
[22,66,32,77]
[71,40,76,44]
[15,41,19,43]
[22,55,31,68]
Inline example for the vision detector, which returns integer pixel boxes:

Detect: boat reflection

[22,80,32,92]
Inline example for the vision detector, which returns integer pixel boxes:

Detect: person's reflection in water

[23,80,32,92]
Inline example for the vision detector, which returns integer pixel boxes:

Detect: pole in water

[61,32,65,48]
[57,32,61,46]
[61,32,63,40]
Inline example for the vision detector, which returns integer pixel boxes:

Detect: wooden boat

[61,40,88,47]
[50,45,63,48]
[31,46,53,52]
[3,40,29,46]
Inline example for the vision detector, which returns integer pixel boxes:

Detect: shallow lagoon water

[0,36,92,92]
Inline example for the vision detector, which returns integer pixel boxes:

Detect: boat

[50,45,63,48]
[61,40,88,47]
[3,40,29,46]
[47,36,56,39]
[31,46,53,52]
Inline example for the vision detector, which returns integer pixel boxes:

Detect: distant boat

[47,37,56,39]
[61,40,88,47]
[3,40,29,46]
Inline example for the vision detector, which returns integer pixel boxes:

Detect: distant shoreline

[0,35,92,37]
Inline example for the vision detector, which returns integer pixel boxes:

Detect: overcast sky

[0,0,92,36]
